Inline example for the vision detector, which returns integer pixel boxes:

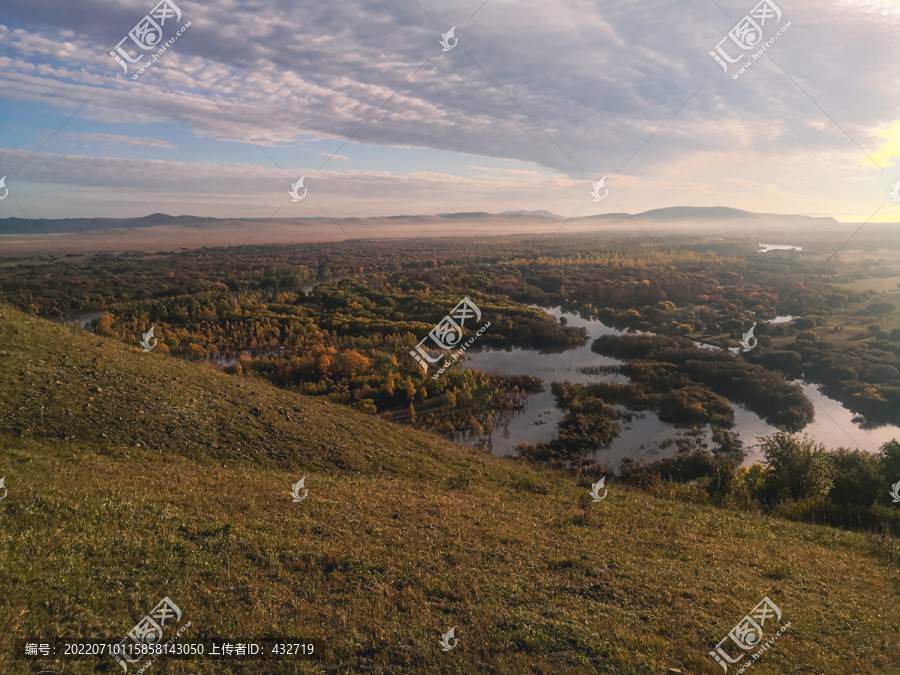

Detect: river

[58,279,899,466]
[460,307,900,467]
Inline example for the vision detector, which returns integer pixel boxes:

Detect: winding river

[461,307,900,467]
[58,277,900,467]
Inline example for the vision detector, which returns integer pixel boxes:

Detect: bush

[825,365,857,382]
[760,350,802,373]
[351,399,377,414]
[865,302,895,315]
[707,455,740,504]
[619,450,716,484]
[775,499,900,532]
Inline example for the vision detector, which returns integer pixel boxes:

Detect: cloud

[63,132,174,148]
[0,0,898,218]
[0,145,580,218]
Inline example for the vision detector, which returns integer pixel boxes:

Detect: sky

[0,0,899,222]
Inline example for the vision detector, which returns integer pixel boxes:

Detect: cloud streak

[0,0,897,220]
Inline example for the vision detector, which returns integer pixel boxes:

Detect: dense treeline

[614,432,900,535]
[757,329,900,427]
[0,246,587,443]
[2,232,900,453]
[95,280,582,442]
[592,334,814,429]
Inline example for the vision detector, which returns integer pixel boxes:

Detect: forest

[1,232,899,457]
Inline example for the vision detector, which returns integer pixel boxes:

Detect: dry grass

[1,305,899,674]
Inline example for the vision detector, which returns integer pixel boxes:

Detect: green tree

[827,449,881,507]
[741,463,771,502]
[760,431,835,500]
[878,440,900,501]
[707,454,740,504]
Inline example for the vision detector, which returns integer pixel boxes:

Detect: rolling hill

[1,304,898,674]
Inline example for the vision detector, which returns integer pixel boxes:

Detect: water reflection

[54,311,107,328]
[461,307,900,467]
[759,244,803,252]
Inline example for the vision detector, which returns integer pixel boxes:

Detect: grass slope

[1,305,899,674]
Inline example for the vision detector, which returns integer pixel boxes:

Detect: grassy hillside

[1,305,899,674]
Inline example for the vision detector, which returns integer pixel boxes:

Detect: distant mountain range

[0,206,842,236]
[578,206,840,226]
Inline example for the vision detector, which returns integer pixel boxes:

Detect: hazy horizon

[0,204,889,223]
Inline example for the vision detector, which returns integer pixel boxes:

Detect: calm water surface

[759,244,804,252]
[461,307,900,467]
[54,311,108,327]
